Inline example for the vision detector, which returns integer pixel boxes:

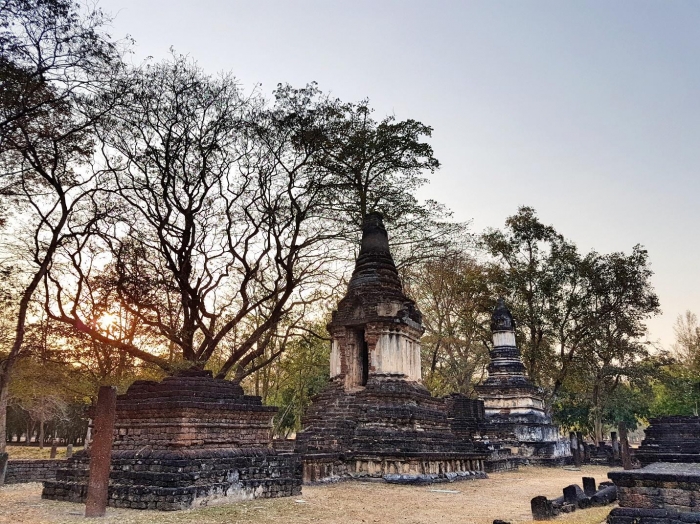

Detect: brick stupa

[295,212,487,483]
[43,370,302,510]
[475,299,571,465]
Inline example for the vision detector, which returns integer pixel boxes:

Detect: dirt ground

[0,465,616,524]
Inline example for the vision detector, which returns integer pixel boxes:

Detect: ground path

[0,465,615,524]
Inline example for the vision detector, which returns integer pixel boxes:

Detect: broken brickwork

[296,213,487,483]
[43,371,301,510]
[4,459,62,484]
[111,373,276,450]
[607,417,700,524]
[444,394,485,440]
[608,463,700,524]
[635,416,700,466]
[43,449,301,510]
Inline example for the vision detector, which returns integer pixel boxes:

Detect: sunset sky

[98,0,700,348]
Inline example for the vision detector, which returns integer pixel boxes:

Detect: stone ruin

[474,299,571,467]
[442,393,520,472]
[607,416,700,524]
[42,370,301,510]
[530,476,619,520]
[295,212,488,483]
[635,416,700,466]
[37,215,585,509]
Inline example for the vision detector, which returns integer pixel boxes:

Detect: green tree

[404,250,491,396]
[651,366,700,417]
[650,319,700,417]
[579,246,660,442]
[483,208,660,420]
[481,207,590,391]
[241,321,330,437]
[274,85,463,271]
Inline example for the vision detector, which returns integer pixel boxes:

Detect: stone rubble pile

[531,476,618,519]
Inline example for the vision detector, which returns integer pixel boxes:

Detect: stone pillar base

[301,452,487,484]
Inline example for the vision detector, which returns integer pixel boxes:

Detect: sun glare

[98,313,119,331]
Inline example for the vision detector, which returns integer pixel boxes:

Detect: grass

[5,445,83,460]
[535,506,611,524]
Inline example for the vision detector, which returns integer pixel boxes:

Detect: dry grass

[0,465,617,524]
[5,445,83,460]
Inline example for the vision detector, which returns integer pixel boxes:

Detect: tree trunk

[84,419,92,451]
[592,383,603,445]
[594,411,603,446]
[0,378,8,455]
[39,416,45,450]
[619,422,633,470]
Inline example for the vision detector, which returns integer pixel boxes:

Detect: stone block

[531,496,556,520]
[584,476,597,496]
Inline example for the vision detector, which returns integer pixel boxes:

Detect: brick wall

[5,459,64,484]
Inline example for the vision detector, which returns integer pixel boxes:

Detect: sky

[97,0,700,349]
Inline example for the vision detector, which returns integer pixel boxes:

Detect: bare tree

[27,61,456,394]
[44,58,344,378]
[673,311,700,370]
[0,0,124,461]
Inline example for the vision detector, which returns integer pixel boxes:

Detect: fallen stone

[560,503,576,513]
[590,485,617,506]
[563,484,584,503]
[531,496,556,520]
[551,496,564,508]
[562,483,592,508]
[383,474,436,485]
[582,476,596,496]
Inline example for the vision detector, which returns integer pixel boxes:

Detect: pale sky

[98,0,700,349]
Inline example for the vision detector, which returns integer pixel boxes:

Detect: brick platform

[607,417,700,524]
[43,448,301,510]
[607,463,700,524]
[5,459,63,484]
[42,372,302,510]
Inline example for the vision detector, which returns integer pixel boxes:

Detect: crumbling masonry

[474,299,571,467]
[295,213,487,483]
[607,416,700,524]
[42,370,301,510]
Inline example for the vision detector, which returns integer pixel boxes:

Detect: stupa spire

[346,212,403,295]
[482,298,529,386]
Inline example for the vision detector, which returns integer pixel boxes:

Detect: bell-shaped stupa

[475,298,571,465]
